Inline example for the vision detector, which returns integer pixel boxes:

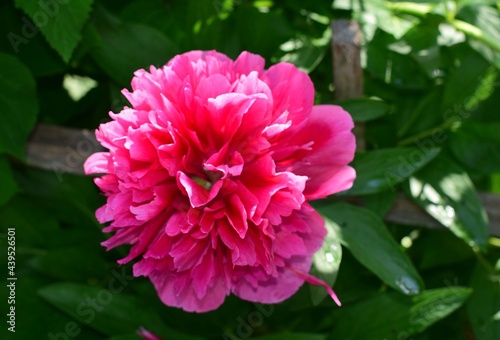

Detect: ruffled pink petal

[280,105,356,199]
[84,152,109,174]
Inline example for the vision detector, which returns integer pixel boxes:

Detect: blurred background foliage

[0,0,499,339]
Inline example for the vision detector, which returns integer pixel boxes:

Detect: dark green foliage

[0,0,499,339]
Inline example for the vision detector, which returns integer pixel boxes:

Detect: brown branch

[332,19,365,151]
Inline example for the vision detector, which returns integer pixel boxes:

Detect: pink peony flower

[85,50,356,312]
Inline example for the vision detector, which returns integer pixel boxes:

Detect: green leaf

[277,29,330,74]
[456,5,500,68]
[0,276,101,340]
[252,333,327,340]
[0,52,38,158]
[91,5,179,86]
[366,0,417,39]
[366,30,430,90]
[449,122,500,175]
[330,287,472,340]
[344,147,440,195]
[0,2,67,77]
[232,5,294,58]
[38,282,192,339]
[0,195,60,247]
[310,219,342,305]
[15,168,104,229]
[363,190,398,218]
[442,44,492,111]
[335,98,390,122]
[30,247,109,281]
[107,335,142,340]
[417,231,474,270]
[14,0,94,63]
[316,202,424,295]
[0,156,17,206]
[467,263,500,340]
[406,156,489,252]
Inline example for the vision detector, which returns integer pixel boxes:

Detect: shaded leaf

[450,122,500,175]
[252,333,327,340]
[0,195,60,247]
[91,5,179,86]
[467,263,500,340]
[38,282,197,339]
[30,247,109,281]
[0,2,67,76]
[330,287,472,340]
[316,202,424,295]
[0,156,17,206]
[0,52,38,158]
[0,275,101,340]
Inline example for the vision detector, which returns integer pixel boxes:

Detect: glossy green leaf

[330,287,472,340]
[317,202,424,295]
[406,156,489,252]
[335,98,390,122]
[344,147,440,195]
[91,6,179,86]
[310,219,342,305]
[0,52,38,158]
[14,0,94,63]
[0,156,17,206]
[38,283,197,339]
[467,263,500,340]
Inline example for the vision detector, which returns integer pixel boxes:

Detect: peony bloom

[85,50,356,312]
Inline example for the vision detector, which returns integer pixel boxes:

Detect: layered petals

[84,50,356,313]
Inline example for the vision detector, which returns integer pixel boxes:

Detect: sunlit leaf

[406,156,489,252]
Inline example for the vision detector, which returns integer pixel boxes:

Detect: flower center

[191,176,214,190]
